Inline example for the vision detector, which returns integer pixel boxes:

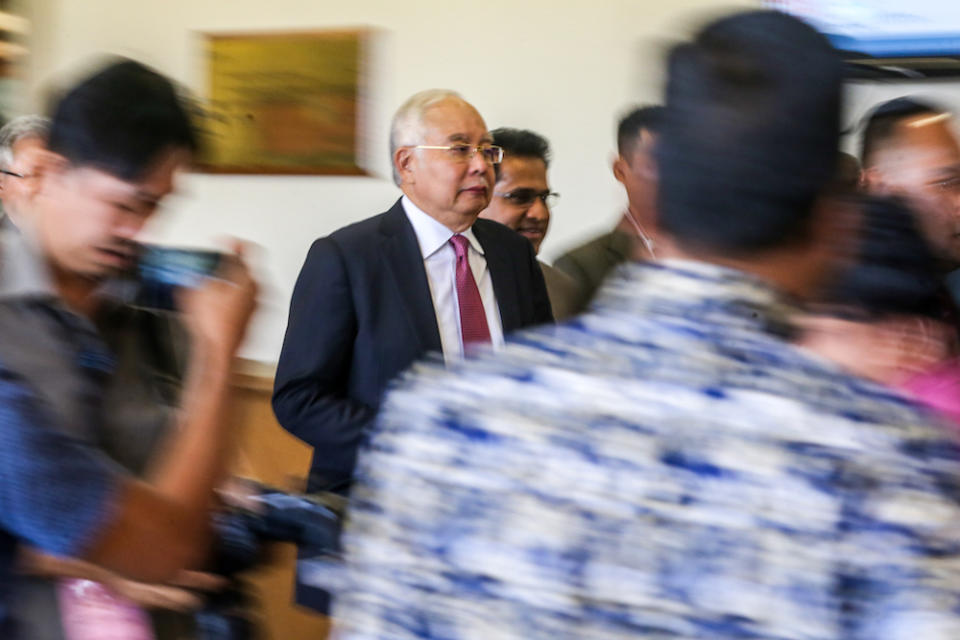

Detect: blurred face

[479,156,551,253]
[613,130,658,217]
[0,136,47,224]
[868,115,960,268]
[395,99,496,232]
[33,148,189,280]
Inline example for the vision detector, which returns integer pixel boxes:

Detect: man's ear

[612,155,626,185]
[394,147,415,185]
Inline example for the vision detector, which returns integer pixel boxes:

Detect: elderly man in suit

[273,89,553,496]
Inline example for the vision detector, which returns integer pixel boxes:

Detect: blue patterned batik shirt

[333,260,960,640]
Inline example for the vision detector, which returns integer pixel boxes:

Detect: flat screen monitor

[763,1,960,77]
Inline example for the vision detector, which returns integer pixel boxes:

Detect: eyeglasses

[493,189,559,208]
[410,144,503,165]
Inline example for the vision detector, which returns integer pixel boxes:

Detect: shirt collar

[0,225,58,301]
[401,195,484,259]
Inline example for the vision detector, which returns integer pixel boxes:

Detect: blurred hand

[104,576,203,612]
[180,240,258,358]
[105,569,227,611]
[168,569,229,592]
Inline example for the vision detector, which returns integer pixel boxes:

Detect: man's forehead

[498,156,548,185]
[895,115,960,156]
[872,117,960,178]
[13,135,44,149]
[70,163,177,204]
[12,136,46,157]
[423,100,489,139]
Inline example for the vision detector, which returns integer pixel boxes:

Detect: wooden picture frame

[198,28,369,175]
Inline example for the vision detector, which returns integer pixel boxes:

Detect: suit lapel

[379,200,443,354]
[474,220,521,333]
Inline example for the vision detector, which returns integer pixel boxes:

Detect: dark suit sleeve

[524,239,554,325]
[272,238,375,487]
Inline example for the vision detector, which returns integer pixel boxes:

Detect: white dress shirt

[401,196,504,361]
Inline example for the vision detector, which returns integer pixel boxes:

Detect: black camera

[197,485,344,640]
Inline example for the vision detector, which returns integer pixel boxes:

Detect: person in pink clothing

[902,361,960,424]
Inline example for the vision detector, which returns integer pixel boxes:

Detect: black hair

[491,127,551,181]
[859,97,944,167]
[656,10,843,255]
[820,196,944,319]
[617,105,665,157]
[47,59,198,181]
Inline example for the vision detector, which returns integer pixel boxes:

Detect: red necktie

[450,234,491,346]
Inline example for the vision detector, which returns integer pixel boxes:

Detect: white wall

[26,0,960,362]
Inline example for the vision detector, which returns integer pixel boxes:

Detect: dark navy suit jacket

[272,198,553,493]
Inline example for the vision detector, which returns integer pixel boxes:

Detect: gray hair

[389,89,463,186]
[0,115,50,169]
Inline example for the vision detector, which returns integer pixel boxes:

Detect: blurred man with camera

[0,60,257,639]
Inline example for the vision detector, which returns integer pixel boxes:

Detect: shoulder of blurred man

[0,229,184,449]
[0,228,105,441]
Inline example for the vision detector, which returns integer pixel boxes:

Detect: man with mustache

[273,89,553,610]
[478,127,579,320]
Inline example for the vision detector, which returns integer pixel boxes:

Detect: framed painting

[199,28,369,175]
